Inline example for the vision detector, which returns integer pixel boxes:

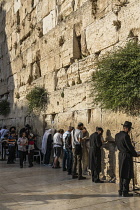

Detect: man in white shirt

[0,126,9,139]
[53,129,64,168]
[71,123,86,180]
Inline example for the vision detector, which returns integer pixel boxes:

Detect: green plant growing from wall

[92,41,140,115]
[26,86,47,112]
[0,100,10,116]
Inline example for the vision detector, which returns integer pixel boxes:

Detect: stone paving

[0,160,140,210]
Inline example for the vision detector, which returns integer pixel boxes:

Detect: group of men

[42,121,140,197]
[1,120,140,197]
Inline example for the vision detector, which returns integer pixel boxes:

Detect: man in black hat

[115,121,140,197]
[20,124,31,137]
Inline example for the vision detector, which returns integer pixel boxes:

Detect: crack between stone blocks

[68,97,86,109]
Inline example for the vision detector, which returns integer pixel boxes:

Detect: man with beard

[89,127,104,183]
[115,121,140,197]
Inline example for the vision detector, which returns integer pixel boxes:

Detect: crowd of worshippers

[0,124,37,168]
[0,121,140,197]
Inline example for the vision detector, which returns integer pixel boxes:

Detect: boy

[28,133,35,167]
[7,131,16,164]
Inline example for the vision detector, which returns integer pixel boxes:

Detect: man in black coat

[89,127,104,183]
[115,121,140,197]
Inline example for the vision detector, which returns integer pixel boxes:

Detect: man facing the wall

[71,122,86,180]
[115,121,140,197]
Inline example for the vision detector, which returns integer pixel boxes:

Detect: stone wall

[0,0,140,186]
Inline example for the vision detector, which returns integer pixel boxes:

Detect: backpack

[65,133,71,149]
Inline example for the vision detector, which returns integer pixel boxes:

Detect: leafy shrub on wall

[92,41,140,115]
[0,100,10,116]
[26,86,47,112]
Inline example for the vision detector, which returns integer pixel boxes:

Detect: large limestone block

[31,76,44,87]
[59,0,73,17]
[44,72,56,92]
[18,85,28,98]
[57,68,68,90]
[26,47,33,64]
[26,0,34,13]
[11,56,23,74]
[74,0,88,10]
[5,9,13,35]
[78,55,96,83]
[118,1,140,41]
[14,0,21,14]
[86,11,118,54]
[43,10,56,35]
[63,84,87,112]
[67,62,79,86]
[36,0,56,22]
[34,0,40,7]
[19,66,31,86]
[47,90,64,114]
[40,58,49,76]
[37,0,50,21]
[7,74,16,92]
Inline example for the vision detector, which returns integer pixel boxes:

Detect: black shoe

[68,172,72,175]
[95,180,104,183]
[122,192,133,197]
[63,168,67,171]
[78,176,86,180]
[20,166,23,168]
[72,175,78,179]
[118,190,122,196]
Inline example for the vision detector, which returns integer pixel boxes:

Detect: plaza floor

[0,160,140,210]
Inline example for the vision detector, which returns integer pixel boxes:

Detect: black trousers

[19,151,26,167]
[8,146,15,163]
[72,148,82,177]
[44,147,52,164]
[28,150,34,166]
[92,169,99,182]
[119,178,131,193]
[67,150,73,174]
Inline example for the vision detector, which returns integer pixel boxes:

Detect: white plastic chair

[33,150,41,164]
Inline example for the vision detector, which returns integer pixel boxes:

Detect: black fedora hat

[121,121,134,129]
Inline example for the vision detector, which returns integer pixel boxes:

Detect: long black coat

[115,131,137,179]
[89,132,102,172]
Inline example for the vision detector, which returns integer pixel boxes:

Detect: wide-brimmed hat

[122,121,133,129]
